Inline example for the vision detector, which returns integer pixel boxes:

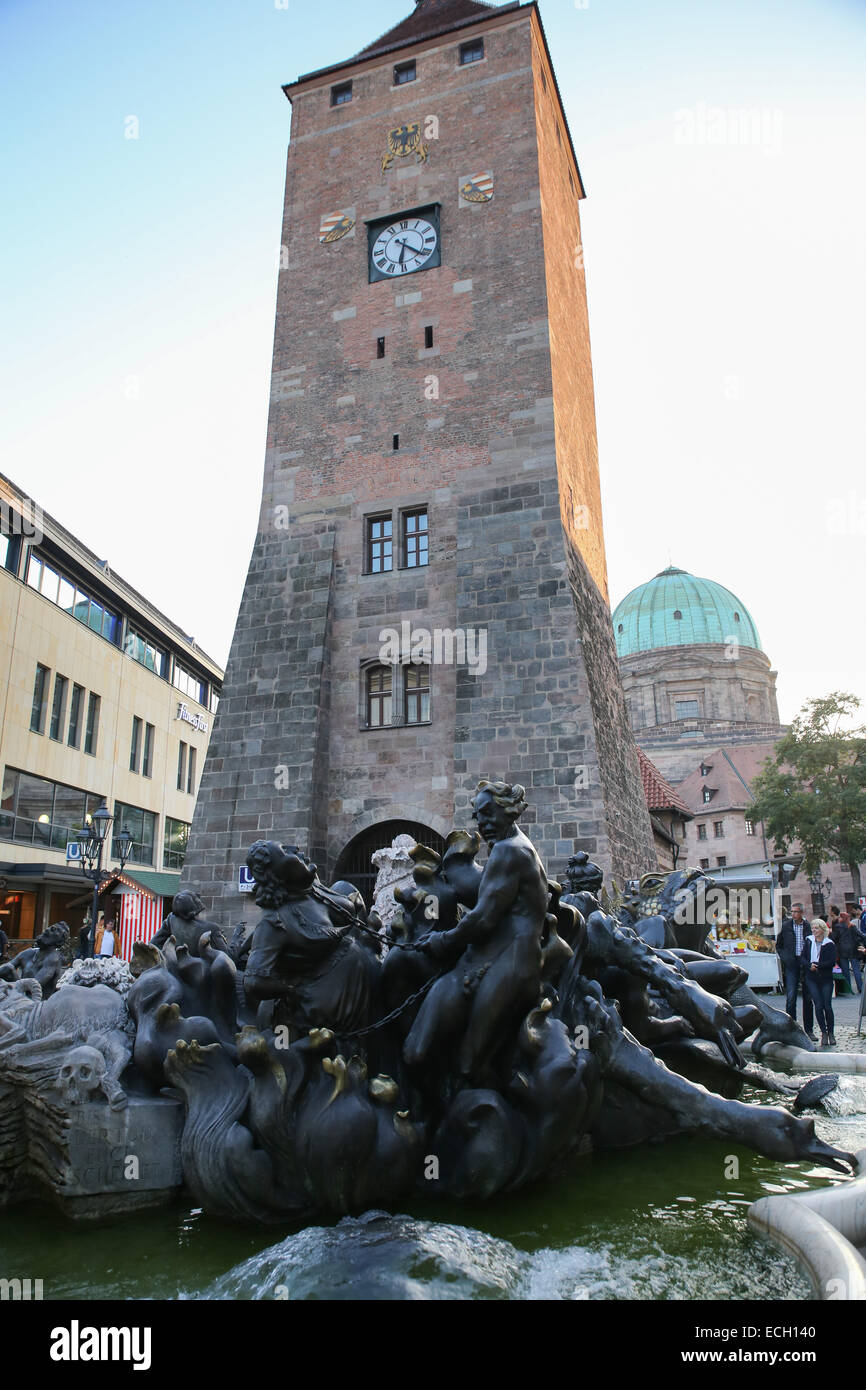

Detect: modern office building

[0,471,223,951]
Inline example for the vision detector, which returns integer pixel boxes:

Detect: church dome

[612,566,762,657]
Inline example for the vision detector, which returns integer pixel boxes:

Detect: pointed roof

[355,0,509,62]
[674,744,778,814]
[636,747,693,818]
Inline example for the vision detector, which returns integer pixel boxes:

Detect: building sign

[238,866,255,894]
[66,841,83,862]
[176,703,208,734]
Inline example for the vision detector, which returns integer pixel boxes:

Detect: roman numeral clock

[368,205,441,282]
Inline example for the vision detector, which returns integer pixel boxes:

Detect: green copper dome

[612,566,762,657]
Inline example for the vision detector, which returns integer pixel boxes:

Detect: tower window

[424,325,434,349]
[402,509,428,568]
[377,337,385,359]
[405,664,430,724]
[617,623,623,634]
[366,665,393,728]
[393,434,399,451]
[745,819,755,836]
[459,39,484,65]
[675,699,700,719]
[734,612,741,622]
[673,609,683,620]
[365,515,393,574]
[331,81,352,107]
[394,61,416,85]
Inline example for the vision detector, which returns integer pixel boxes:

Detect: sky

[2,0,864,724]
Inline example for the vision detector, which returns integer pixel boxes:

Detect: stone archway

[333,819,446,908]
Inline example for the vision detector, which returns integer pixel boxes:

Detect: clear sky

[2,0,864,723]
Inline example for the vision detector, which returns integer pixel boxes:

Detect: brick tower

[182,0,656,919]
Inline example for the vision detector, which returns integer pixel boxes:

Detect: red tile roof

[637,747,693,817]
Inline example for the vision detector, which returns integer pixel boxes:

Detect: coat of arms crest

[319,210,356,244]
[382,122,429,172]
[459,171,494,204]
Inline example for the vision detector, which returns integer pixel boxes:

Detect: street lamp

[808,871,832,919]
[76,804,134,958]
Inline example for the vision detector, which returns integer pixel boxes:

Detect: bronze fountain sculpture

[0,780,854,1222]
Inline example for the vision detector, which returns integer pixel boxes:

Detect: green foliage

[750,693,866,885]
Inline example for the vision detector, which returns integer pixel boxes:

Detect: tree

[749,692,866,899]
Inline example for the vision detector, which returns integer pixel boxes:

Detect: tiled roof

[637,747,693,817]
[354,0,510,62]
[674,743,778,813]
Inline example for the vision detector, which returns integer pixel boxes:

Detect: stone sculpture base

[1,1095,184,1221]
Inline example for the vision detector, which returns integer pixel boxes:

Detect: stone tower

[182,0,656,919]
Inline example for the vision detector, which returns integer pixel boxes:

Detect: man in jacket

[93,915,119,958]
[831,911,862,994]
[776,902,816,1039]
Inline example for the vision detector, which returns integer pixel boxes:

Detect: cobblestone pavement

[770,983,866,1054]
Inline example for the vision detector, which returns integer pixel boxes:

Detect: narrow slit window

[377,336,385,358]
[393,434,399,451]
[424,325,433,349]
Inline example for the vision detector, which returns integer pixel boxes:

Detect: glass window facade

[172,661,207,706]
[163,817,190,871]
[113,802,156,866]
[84,693,100,755]
[0,768,102,851]
[26,551,121,644]
[49,674,68,741]
[30,664,49,734]
[67,683,84,748]
[125,629,168,678]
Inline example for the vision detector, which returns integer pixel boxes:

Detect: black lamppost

[808,871,832,918]
[77,804,133,958]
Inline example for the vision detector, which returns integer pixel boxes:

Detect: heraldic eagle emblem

[382,122,430,172]
[319,211,355,244]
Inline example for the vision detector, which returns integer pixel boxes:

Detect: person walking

[776,902,816,1039]
[831,911,862,994]
[93,914,119,958]
[802,919,838,1048]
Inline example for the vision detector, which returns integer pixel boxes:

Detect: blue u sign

[66,841,83,863]
[238,866,255,894]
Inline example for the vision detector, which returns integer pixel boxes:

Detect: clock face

[370,215,440,280]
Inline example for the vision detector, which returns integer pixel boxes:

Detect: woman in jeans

[801,919,838,1048]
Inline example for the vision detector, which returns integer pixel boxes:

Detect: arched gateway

[334,821,445,908]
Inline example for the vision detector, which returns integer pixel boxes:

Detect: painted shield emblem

[459,171,494,204]
[382,122,429,171]
[319,210,356,244]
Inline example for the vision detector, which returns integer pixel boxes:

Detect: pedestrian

[802,918,838,1048]
[93,914,119,958]
[828,904,841,934]
[775,902,816,1040]
[831,911,862,994]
